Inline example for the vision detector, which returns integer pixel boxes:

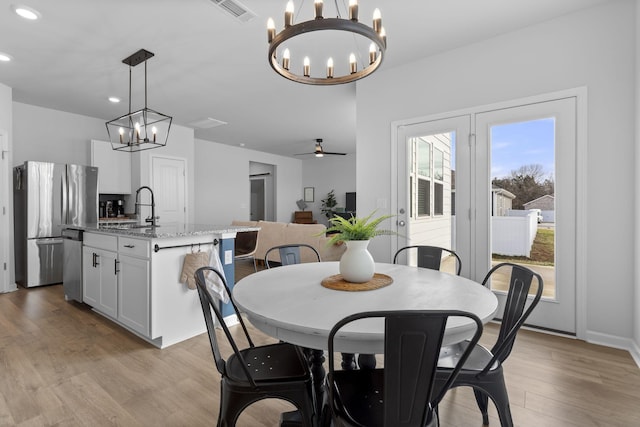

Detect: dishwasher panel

[62,228,83,302]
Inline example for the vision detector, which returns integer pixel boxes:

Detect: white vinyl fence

[492,212,538,257]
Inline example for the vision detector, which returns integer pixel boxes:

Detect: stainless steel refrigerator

[13,161,98,288]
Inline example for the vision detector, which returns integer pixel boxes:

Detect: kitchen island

[78,223,258,348]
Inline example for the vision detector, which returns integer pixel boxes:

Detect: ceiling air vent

[189,117,228,129]
[209,0,256,23]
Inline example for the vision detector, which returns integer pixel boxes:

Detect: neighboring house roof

[524,194,555,209]
[491,185,516,199]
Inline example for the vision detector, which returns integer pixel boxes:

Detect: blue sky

[490,118,555,180]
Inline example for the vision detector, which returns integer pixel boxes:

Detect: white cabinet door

[91,139,132,194]
[82,246,99,307]
[83,246,118,318]
[117,255,150,336]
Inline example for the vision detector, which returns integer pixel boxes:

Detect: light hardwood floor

[0,268,639,426]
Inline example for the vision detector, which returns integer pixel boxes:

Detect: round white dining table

[233,262,498,354]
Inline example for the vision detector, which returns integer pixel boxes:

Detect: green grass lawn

[492,228,555,266]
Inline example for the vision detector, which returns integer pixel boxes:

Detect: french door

[395,116,471,276]
[393,95,579,334]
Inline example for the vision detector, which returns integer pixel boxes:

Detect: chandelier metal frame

[105,49,172,152]
[267,3,387,85]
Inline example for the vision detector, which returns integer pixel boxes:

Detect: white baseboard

[630,341,640,369]
[586,330,640,369]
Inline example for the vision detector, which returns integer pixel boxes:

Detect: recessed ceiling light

[11,4,41,20]
[0,53,12,62]
[108,97,120,103]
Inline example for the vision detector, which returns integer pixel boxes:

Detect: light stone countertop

[74,223,260,239]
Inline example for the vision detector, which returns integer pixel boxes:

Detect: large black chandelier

[105,49,172,152]
[267,0,387,85]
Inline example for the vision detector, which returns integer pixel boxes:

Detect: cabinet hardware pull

[115,259,120,274]
[94,253,100,267]
[124,244,135,248]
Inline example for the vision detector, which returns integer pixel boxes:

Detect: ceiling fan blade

[294,152,314,156]
[323,151,347,156]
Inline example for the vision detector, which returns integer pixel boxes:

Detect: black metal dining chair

[326,310,483,427]
[264,243,321,268]
[194,266,316,427]
[393,245,462,275]
[437,262,543,427]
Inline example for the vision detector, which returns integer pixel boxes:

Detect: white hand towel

[206,244,230,304]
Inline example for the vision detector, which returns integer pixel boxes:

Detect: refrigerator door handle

[61,167,68,225]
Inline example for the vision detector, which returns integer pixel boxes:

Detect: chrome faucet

[135,186,157,227]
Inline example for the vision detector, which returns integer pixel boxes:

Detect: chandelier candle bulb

[373,8,382,33]
[152,126,157,142]
[303,57,310,77]
[369,43,376,64]
[349,53,357,74]
[349,0,358,21]
[119,127,124,143]
[314,0,323,19]
[282,48,290,70]
[284,1,294,27]
[380,27,387,44]
[327,58,334,78]
[267,18,276,42]
[135,122,140,142]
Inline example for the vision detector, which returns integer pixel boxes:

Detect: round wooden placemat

[321,273,393,292]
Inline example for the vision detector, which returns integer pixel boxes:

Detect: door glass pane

[407,132,456,274]
[489,118,556,298]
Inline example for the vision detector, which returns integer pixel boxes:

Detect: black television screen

[345,192,356,213]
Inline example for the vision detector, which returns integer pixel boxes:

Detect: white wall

[302,154,356,226]
[0,83,14,289]
[194,139,303,225]
[634,0,640,363]
[356,1,636,343]
[12,102,105,167]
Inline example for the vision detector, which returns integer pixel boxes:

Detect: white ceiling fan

[295,139,347,157]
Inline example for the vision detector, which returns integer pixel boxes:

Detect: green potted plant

[323,210,395,283]
[320,190,338,219]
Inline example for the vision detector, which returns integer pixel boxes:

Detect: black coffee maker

[114,199,125,217]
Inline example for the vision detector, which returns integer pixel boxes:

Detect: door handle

[398,220,406,227]
[115,259,120,275]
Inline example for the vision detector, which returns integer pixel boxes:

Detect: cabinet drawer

[118,237,150,258]
[84,233,118,251]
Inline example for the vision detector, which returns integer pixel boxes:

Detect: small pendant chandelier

[105,49,172,152]
[267,0,387,85]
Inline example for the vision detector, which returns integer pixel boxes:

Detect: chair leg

[471,375,513,427]
[473,389,490,426]
[252,257,257,272]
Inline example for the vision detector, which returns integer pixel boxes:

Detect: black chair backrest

[481,262,543,373]
[194,266,258,385]
[327,310,483,427]
[393,245,462,275]
[264,243,321,268]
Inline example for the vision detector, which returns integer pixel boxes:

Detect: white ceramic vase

[340,240,375,283]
